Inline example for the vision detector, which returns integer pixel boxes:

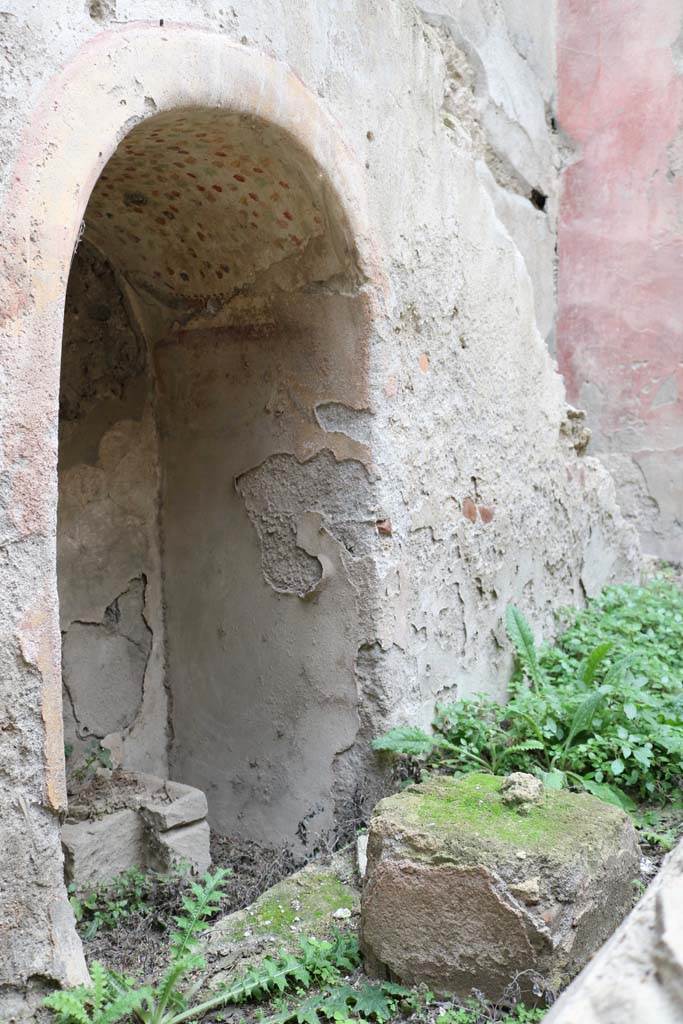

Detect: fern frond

[371,725,435,757]
[501,739,546,757]
[89,962,107,1016]
[170,868,228,962]
[43,989,92,1024]
[506,605,546,692]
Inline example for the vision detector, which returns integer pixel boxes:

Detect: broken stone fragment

[139,778,208,831]
[509,876,541,904]
[147,819,211,874]
[501,771,544,813]
[360,774,640,1001]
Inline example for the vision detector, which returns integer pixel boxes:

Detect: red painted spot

[279,180,290,189]
[197,231,206,241]
[462,497,477,523]
[196,185,205,192]
[156,216,166,225]
[252,166,264,173]
[479,506,495,524]
[248,192,259,202]
[283,210,293,221]
[212,184,223,192]
[186,172,197,179]
[234,174,246,182]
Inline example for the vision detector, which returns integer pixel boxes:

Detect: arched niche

[0,25,385,991]
[60,102,377,847]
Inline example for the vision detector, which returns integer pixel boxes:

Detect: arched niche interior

[58,106,375,850]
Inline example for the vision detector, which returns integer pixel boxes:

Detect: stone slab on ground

[543,837,683,1024]
[205,846,360,980]
[62,808,146,887]
[360,773,640,1001]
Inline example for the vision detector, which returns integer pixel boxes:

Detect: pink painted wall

[557,0,683,561]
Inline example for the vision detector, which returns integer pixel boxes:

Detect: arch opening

[58,105,376,871]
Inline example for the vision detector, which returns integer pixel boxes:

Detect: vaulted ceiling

[84,108,335,309]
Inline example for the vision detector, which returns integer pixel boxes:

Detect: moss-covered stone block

[205,846,359,979]
[361,773,640,1001]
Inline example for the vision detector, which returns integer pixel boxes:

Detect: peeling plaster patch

[315,402,373,445]
[62,577,151,740]
[651,375,678,409]
[236,449,375,595]
[355,641,421,723]
[59,241,147,435]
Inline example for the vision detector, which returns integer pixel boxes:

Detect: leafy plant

[71,740,113,782]
[43,961,146,1024]
[435,998,545,1023]
[46,865,361,1024]
[259,979,410,1024]
[69,867,162,939]
[373,580,683,808]
[505,606,545,694]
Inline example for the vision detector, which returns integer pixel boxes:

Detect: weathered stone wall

[58,241,168,776]
[557,0,683,562]
[0,2,639,1012]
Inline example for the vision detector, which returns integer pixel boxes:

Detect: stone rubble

[62,771,210,887]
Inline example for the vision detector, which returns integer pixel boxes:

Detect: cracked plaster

[0,7,639,1012]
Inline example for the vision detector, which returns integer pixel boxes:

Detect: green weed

[373,579,683,809]
[68,867,164,939]
[45,866,362,1024]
